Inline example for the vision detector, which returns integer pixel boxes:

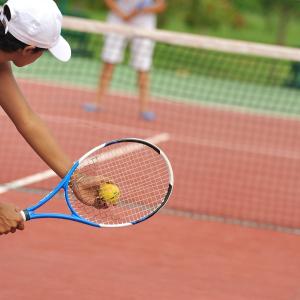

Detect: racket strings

[68,143,170,225]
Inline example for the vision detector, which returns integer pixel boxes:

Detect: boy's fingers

[17,222,25,230]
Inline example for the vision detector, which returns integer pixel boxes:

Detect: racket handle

[20,210,30,221]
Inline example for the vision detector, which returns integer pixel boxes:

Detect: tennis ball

[99,183,120,205]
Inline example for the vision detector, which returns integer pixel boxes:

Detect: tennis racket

[20,138,174,228]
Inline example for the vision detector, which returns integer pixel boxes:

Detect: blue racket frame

[21,138,174,228]
[22,161,100,228]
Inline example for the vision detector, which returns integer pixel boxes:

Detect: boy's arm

[0,62,73,178]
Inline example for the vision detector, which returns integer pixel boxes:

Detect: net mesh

[1,16,300,230]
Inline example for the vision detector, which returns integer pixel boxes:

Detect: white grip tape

[20,210,27,221]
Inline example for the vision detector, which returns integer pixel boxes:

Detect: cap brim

[49,36,71,62]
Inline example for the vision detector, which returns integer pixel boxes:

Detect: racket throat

[20,209,31,221]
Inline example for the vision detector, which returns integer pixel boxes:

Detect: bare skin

[70,173,112,209]
[0,46,99,235]
[0,47,73,177]
[93,0,166,113]
[0,202,24,235]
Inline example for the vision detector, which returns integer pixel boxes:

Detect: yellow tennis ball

[99,183,120,205]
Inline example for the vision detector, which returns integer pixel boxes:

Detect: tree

[186,0,241,29]
[261,0,300,45]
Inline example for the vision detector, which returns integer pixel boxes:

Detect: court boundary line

[17,78,300,121]
[39,114,300,161]
[40,114,161,137]
[173,135,300,160]
[1,110,299,161]
[2,111,298,161]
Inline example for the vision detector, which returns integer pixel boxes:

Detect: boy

[0,0,73,235]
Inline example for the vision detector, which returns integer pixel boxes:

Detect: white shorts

[102,13,156,72]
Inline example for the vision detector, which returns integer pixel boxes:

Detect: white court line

[18,78,300,121]
[0,170,55,194]
[42,114,300,160]
[41,114,160,137]
[0,133,170,195]
[43,114,300,160]
[173,135,300,161]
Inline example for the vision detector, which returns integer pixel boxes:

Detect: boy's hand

[123,8,140,21]
[0,202,24,235]
[70,173,110,209]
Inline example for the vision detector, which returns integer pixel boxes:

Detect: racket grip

[20,209,30,221]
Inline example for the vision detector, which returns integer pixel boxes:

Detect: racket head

[67,138,174,227]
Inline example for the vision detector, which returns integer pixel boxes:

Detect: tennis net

[1,16,300,231]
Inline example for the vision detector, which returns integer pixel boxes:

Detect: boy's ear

[22,45,37,55]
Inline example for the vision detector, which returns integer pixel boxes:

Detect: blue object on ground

[82,103,101,112]
[141,111,156,121]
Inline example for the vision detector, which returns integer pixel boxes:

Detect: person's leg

[83,13,126,112]
[131,36,156,121]
[137,70,149,112]
[137,70,155,121]
[130,15,157,120]
[95,62,115,105]
[83,62,115,112]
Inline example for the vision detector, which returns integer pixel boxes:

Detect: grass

[12,47,300,118]
[161,11,300,47]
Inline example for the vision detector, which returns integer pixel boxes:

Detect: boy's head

[0,0,71,66]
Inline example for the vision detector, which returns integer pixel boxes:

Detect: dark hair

[0,5,45,53]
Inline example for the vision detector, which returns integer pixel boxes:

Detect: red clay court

[2,191,300,300]
[2,19,300,299]
[1,78,300,299]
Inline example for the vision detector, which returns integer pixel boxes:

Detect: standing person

[0,0,99,235]
[83,0,166,121]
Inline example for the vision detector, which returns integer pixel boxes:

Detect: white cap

[2,0,71,62]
